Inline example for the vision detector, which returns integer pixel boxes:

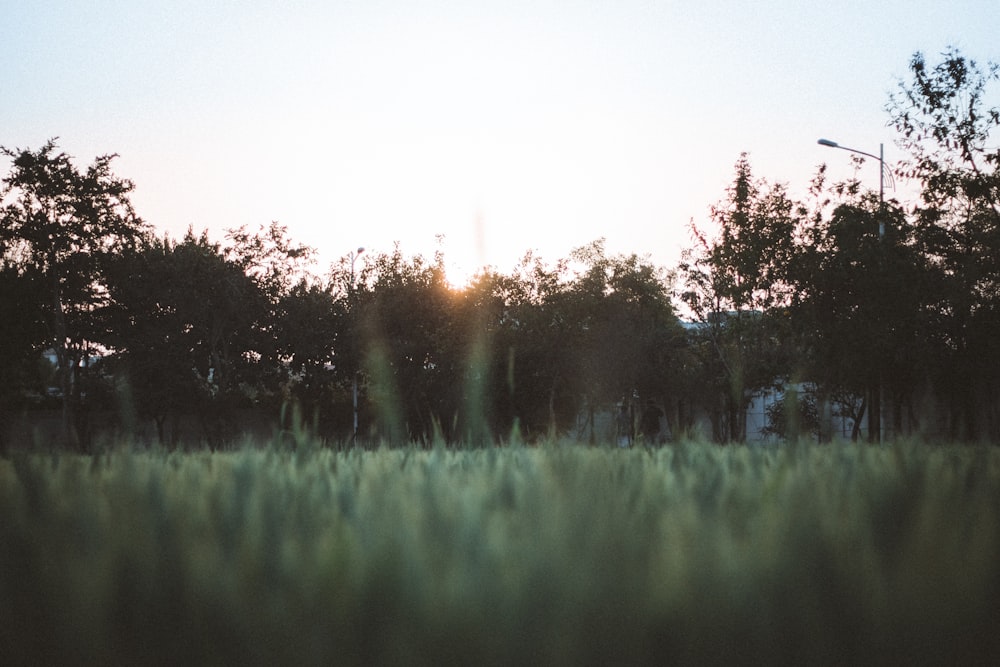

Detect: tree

[224,221,316,301]
[788,169,925,442]
[561,241,686,443]
[347,245,463,444]
[485,251,581,440]
[888,48,1000,440]
[103,229,264,445]
[0,266,49,452]
[272,279,343,439]
[448,267,508,445]
[0,139,149,449]
[679,155,800,442]
[223,222,319,411]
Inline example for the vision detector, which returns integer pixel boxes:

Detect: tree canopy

[3,48,1000,447]
[1,139,149,449]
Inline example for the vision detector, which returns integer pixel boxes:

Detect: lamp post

[817,138,892,237]
[818,137,892,443]
[349,246,365,443]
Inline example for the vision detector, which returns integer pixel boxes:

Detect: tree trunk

[817,387,833,444]
[851,397,867,442]
[50,273,80,450]
[866,382,881,443]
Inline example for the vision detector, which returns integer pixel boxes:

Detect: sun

[444,258,483,291]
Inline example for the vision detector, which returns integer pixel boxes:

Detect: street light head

[817,138,839,148]
[357,246,365,255]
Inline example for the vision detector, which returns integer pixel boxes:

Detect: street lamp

[817,137,894,443]
[817,138,894,238]
[349,246,365,290]
[349,247,365,443]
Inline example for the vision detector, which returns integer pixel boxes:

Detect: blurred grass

[1,440,998,665]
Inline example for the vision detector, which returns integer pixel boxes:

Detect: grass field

[2,439,998,665]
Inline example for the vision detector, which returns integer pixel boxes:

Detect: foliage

[0,139,149,450]
[224,221,316,300]
[479,251,579,439]
[5,47,1000,447]
[761,384,820,441]
[0,267,49,453]
[319,241,688,447]
[887,47,1000,441]
[272,279,344,435]
[102,230,266,445]
[788,170,928,442]
[1,440,998,665]
[679,155,800,441]
[562,241,687,441]
[348,245,462,443]
[671,47,1000,443]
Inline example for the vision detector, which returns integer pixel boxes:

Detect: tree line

[2,48,999,450]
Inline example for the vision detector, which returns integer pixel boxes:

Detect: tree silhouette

[679,155,799,442]
[888,48,1000,440]
[104,230,264,445]
[1,139,148,449]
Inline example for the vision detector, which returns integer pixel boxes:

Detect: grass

[1,439,998,665]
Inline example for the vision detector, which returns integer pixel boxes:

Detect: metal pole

[879,143,885,239]
[875,143,884,442]
[352,356,359,442]
[350,247,364,444]
[818,138,889,442]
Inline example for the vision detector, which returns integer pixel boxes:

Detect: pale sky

[3,1,997,284]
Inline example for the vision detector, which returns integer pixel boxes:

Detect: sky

[3,1,998,285]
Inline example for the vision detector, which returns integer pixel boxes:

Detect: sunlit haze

[3,1,997,285]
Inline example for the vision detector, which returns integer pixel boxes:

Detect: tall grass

[1,440,998,665]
